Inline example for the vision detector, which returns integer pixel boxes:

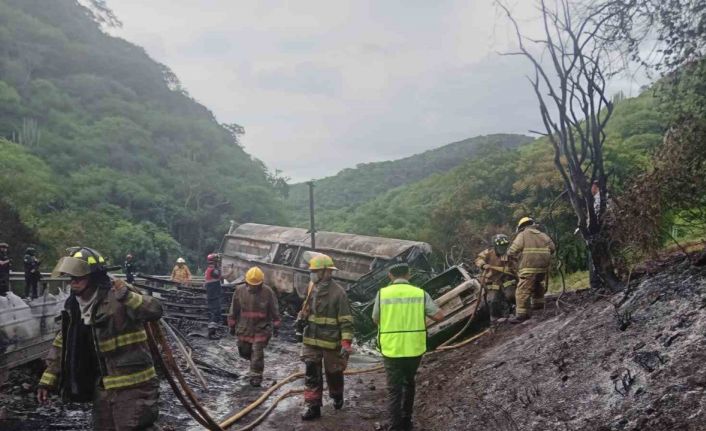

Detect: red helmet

[207,253,219,262]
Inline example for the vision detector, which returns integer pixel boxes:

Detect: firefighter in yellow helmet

[507,217,555,323]
[37,247,163,430]
[296,252,354,420]
[227,266,281,386]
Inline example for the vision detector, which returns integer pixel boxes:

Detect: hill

[0,0,286,272]
[285,133,533,226]
[320,91,665,272]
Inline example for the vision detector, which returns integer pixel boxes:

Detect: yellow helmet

[245,266,265,285]
[517,216,535,232]
[307,253,338,271]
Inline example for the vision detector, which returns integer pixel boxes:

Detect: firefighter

[205,253,233,339]
[507,217,555,323]
[296,253,354,420]
[373,263,444,431]
[0,242,10,296]
[23,247,41,299]
[170,257,191,285]
[37,247,163,430]
[227,266,281,387]
[475,234,517,321]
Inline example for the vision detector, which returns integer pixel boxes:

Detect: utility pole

[308,181,316,249]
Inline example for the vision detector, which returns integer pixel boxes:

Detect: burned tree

[499,0,623,290]
[594,0,706,263]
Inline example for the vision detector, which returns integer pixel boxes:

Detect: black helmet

[52,246,108,277]
[492,234,510,256]
[25,247,36,255]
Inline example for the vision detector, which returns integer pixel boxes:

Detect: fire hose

[148,291,490,430]
[145,321,225,430]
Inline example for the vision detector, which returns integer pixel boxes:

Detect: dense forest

[293,87,701,273]
[0,0,287,273]
[285,134,533,226]
[0,0,703,279]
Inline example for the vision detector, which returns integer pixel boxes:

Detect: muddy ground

[2,257,704,430]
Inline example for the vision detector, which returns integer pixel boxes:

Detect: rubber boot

[301,406,321,420]
[332,395,344,410]
[509,314,530,324]
[249,376,262,387]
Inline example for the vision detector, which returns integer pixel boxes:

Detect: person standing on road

[373,263,444,431]
[124,253,136,284]
[507,217,555,323]
[227,266,281,386]
[205,253,235,339]
[297,253,354,421]
[23,247,41,299]
[475,234,517,321]
[0,242,11,296]
[37,246,163,430]
[170,257,191,285]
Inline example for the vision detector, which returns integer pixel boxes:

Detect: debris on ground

[2,256,704,430]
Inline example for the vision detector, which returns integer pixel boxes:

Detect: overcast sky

[108,1,645,182]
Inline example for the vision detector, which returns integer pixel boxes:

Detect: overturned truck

[221,223,433,301]
[219,223,483,343]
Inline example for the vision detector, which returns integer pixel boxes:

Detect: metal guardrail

[7,271,70,297]
[6,271,207,296]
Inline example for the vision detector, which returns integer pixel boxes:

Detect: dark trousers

[300,344,347,407]
[93,380,160,430]
[205,282,222,329]
[0,273,9,296]
[25,275,39,299]
[384,356,422,430]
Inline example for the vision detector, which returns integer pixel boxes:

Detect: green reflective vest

[377,283,427,358]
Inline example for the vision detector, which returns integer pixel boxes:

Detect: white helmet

[176,257,186,264]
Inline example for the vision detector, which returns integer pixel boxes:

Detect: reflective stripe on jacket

[507,227,555,277]
[228,283,281,343]
[474,248,517,289]
[39,279,163,396]
[377,283,426,358]
[302,280,354,350]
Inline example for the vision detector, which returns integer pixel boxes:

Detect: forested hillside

[316,91,667,272]
[0,0,286,272]
[286,133,533,226]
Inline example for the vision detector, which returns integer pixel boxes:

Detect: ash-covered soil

[414,258,706,431]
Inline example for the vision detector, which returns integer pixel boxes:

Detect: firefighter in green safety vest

[373,263,444,431]
[37,247,163,430]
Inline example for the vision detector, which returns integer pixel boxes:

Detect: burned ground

[1,259,704,431]
[414,258,706,431]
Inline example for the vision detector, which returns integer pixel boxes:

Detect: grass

[548,270,589,294]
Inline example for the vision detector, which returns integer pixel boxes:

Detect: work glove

[227,316,236,329]
[340,339,353,359]
[273,326,279,338]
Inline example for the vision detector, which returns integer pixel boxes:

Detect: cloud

[108,0,646,182]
